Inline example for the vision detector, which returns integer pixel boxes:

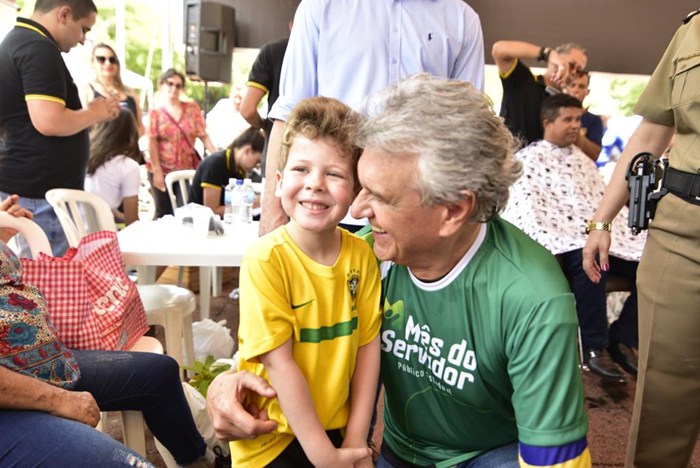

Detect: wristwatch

[585,220,612,234]
[538,46,552,62]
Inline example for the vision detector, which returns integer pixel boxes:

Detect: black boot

[583,348,626,382]
[608,341,638,377]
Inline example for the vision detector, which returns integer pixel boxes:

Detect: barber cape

[502,140,646,261]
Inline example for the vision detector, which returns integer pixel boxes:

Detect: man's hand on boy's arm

[260,339,371,468]
[206,369,278,441]
[342,336,381,468]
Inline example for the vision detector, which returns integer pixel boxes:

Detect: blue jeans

[72,349,206,464]
[0,409,153,467]
[377,441,519,468]
[0,191,69,257]
[0,350,205,466]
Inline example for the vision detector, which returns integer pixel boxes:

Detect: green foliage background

[609,79,647,117]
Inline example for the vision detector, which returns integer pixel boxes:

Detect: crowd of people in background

[1,0,699,466]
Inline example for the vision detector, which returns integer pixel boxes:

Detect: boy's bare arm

[342,335,380,468]
[260,339,371,467]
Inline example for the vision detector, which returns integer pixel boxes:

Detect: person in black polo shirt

[492,40,587,146]
[189,127,264,217]
[240,17,293,173]
[0,0,119,257]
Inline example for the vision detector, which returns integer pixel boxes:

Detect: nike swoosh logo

[291,299,315,310]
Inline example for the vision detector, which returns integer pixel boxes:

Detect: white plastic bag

[192,318,235,362]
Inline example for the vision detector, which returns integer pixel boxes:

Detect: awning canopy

[470,0,698,75]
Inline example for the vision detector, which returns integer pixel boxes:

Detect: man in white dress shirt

[259,0,485,235]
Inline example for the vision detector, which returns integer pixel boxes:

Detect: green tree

[609,79,647,117]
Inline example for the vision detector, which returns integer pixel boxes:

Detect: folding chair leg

[121,410,147,457]
[212,267,222,297]
[176,266,184,287]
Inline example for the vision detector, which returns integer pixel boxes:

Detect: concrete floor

[107,269,700,467]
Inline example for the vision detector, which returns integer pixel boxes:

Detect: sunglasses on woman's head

[95,55,118,65]
[165,80,183,89]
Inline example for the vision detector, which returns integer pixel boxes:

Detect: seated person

[0,194,211,467]
[85,110,143,225]
[189,128,264,218]
[502,94,644,380]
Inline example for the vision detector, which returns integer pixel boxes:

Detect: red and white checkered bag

[20,231,148,350]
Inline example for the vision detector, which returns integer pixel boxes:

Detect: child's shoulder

[245,226,289,259]
[340,228,376,258]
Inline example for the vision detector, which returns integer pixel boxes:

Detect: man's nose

[350,189,369,218]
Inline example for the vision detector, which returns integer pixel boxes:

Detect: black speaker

[183,0,235,83]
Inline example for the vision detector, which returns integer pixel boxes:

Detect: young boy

[231,97,381,467]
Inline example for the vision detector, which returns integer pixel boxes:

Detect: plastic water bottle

[223,178,236,224]
[230,179,245,227]
[241,178,255,224]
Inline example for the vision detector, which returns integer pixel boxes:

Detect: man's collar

[540,138,573,151]
[16,17,60,50]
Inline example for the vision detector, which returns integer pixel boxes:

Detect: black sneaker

[583,348,626,382]
[608,341,638,377]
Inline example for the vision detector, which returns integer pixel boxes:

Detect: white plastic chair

[164,169,196,214]
[138,165,156,222]
[45,188,196,370]
[0,211,170,461]
[0,212,51,257]
[164,169,222,297]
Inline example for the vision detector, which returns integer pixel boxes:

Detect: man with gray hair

[207,74,590,467]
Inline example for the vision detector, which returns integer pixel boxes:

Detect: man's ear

[438,191,476,237]
[274,171,283,198]
[57,5,72,23]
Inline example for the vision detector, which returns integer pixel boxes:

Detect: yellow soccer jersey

[231,227,382,467]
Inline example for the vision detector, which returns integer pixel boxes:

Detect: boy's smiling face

[276,135,356,234]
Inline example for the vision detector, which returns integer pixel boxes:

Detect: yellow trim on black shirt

[500,58,520,79]
[246,81,270,94]
[16,21,48,38]
[225,148,232,172]
[25,94,66,105]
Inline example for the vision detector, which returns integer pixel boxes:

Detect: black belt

[663,166,700,206]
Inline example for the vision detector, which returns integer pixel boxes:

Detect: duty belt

[662,167,700,206]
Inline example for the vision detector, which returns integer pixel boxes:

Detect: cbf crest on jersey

[347,269,359,311]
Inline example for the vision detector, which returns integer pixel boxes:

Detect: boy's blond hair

[279,97,363,189]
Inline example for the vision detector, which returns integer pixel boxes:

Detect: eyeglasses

[95,55,119,65]
[165,80,183,90]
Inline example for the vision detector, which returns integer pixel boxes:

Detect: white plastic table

[118,218,259,318]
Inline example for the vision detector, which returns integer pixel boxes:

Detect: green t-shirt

[376,218,588,465]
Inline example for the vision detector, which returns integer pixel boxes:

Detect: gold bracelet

[585,220,612,234]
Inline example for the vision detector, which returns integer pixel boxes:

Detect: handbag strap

[161,108,195,151]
